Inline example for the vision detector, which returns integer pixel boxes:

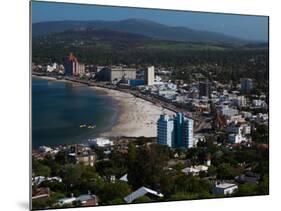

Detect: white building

[232,96,247,107]
[32,176,46,186]
[155,75,162,82]
[157,112,194,149]
[158,89,177,96]
[39,145,53,153]
[243,125,251,135]
[212,183,238,195]
[257,113,269,122]
[181,165,208,176]
[221,107,239,117]
[88,138,113,147]
[32,176,63,186]
[46,63,58,72]
[227,124,251,136]
[57,197,77,206]
[252,100,268,108]
[227,115,245,125]
[241,111,252,119]
[144,66,155,86]
[157,114,175,147]
[228,134,247,144]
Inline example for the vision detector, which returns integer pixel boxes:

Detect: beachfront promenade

[63,77,195,118]
[32,73,203,132]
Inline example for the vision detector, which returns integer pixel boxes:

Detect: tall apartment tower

[157,114,175,147]
[157,112,194,149]
[199,80,210,98]
[144,66,155,86]
[63,53,85,76]
[240,78,253,93]
[175,113,194,149]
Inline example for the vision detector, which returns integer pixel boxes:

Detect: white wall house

[57,197,76,206]
[228,134,247,144]
[88,138,113,147]
[212,183,238,195]
[181,165,208,176]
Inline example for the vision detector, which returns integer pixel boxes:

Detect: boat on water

[88,125,96,129]
[79,124,96,129]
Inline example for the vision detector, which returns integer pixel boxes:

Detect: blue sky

[32,1,268,41]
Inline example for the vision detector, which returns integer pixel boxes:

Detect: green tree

[257,175,269,195]
[134,195,153,203]
[128,144,169,190]
[235,183,258,196]
[216,163,238,180]
[98,181,130,204]
[63,164,83,187]
[33,159,51,177]
[170,192,199,200]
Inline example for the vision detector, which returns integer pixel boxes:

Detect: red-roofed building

[63,53,85,76]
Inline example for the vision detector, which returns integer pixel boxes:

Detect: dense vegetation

[32,19,244,43]
[32,23,269,209]
[32,29,268,91]
[32,134,269,209]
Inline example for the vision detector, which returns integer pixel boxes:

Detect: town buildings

[157,114,175,148]
[63,53,85,76]
[228,133,247,144]
[88,138,113,147]
[199,80,210,98]
[227,122,251,144]
[175,112,194,148]
[212,183,238,195]
[46,63,58,72]
[68,146,96,167]
[181,165,208,176]
[96,66,136,82]
[157,112,194,149]
[240,78,253,93]
[144,66,155,86]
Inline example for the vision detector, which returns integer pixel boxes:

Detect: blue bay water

[32,77,118,149]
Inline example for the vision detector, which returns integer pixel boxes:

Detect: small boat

[80,124,96,129]
[87,125,96,129]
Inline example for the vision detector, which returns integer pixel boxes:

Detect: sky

[31,1,269,41]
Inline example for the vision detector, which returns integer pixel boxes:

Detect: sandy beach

[33,75,175,138]
[91,86,175,138]
[32,75,58,81]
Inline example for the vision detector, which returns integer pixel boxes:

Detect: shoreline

[32,74,175,139]
[90,86,175,138]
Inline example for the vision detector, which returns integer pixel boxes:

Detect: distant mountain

[32,18,245,43]
[64,28,152,42]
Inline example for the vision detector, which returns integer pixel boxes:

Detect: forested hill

[32,27,268,66]
[33,18,245,43]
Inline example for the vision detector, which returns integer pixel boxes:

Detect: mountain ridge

[32,18,249,43]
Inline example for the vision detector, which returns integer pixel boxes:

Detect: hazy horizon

[32,1,268,42]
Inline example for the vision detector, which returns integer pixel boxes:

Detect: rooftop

[76,194,97,202]
[215,183,237,189]
[124,186,163,203]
